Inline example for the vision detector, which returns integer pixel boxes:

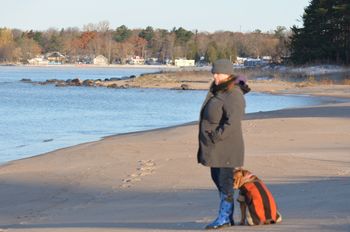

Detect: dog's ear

[234,169,244,179]
[234,167,244,175]
[233,170,244,189]
[242,169,251,177]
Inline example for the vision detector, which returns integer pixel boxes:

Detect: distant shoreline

[0,63,184,70]
[17,65,350,97]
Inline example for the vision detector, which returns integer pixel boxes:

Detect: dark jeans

[210,167,234,201]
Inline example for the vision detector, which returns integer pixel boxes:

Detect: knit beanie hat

[211,59,234,75]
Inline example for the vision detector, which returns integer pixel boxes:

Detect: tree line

[2,0,348,66]
[290,0,350,64]
[0,21,290,64]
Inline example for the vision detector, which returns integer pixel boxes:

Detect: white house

[93,55,109,65]
[46,52,65,64]
[174,58,195,67]
[27,56,49,65]
[244,58,263,67]
[235,57,247,65]
[127,56,145,65]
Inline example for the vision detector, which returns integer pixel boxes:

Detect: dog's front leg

[239,202,246,225]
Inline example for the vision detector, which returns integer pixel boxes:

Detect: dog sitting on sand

[233,168,282,226]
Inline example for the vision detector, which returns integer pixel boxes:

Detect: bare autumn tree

[114,41,134,63]
[82,21,115,61]
[0,28,14,62]
[245,31,265,58]
[210,31,238,61]
[148,29,175,62]
[60,27,81,62]
[205,41,218,63]
[261,35,279,58]
[163,32,176,62]
[95,21,115,62]
[17,37,42,62]
[231,32,248,57]
[147,29,164,60]
[128,33,147,57]
[77,31,97,57]
[196,32,211,59]
[274,26,289,59]
[0,28,22,62]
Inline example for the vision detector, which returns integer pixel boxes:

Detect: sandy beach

[1,75,350,231]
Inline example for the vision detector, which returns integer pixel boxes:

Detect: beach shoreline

[2,86,349,162]
[1,88,348,167]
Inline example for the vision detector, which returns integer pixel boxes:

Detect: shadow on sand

[0,176,349,231]
[245,104,350,120]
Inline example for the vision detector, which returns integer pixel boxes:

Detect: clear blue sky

[1,0,310,32]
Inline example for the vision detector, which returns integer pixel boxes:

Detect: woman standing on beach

[197,59,246,229]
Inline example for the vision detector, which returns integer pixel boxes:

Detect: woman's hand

[206,130,216,143]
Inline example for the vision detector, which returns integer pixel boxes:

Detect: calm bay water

[0,66,341,163]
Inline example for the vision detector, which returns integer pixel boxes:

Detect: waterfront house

[93,55,109,65]
[174,58,195,67]
[27,56,49,65]
[127,56,145,65]
[235,57,247,65]
[244,58,264,67]
[46,52,65,64]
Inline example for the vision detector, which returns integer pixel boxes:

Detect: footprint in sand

[195,216,213,223]
[337,169,350,176]
[120,160,156,188]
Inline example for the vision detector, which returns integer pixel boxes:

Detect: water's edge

[2,94,348,167]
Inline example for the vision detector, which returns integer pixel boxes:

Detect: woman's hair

[229,74,238,80]
[231,75,251,95]
[211,75,250,95]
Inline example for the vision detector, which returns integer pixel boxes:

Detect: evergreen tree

[173,27,193,45]
[290,0,350,64]
[113,25,132,43]
[139,26,154,42]
[47,34,63,52]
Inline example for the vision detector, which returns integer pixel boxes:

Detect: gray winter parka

[197,83,245,168]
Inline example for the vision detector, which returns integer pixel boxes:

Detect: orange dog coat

[238,180,279,225]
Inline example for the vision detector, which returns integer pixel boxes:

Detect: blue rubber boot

[205,193,233,229]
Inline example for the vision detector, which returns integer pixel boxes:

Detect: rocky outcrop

[107,83,129,89]
[19,71,209,90]
[180,84,190,90]
[171,84,191,90]
[20,78,32,82]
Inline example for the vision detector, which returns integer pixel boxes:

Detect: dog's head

[233,168,256,189]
